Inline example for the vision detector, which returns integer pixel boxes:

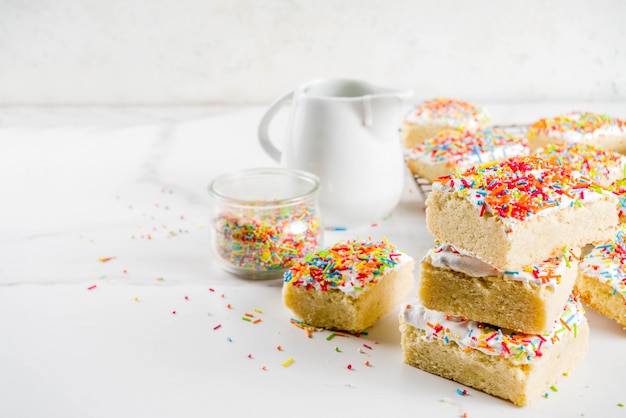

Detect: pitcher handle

[258,90,294,163]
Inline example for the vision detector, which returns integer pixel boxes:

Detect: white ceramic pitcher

[258,78,412,228]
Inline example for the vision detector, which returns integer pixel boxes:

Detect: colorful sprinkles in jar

[213,202,320,273]
[208,168,321,278]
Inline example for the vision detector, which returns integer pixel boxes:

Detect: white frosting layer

[408,142,529,167]
[400,296,585,362]
[579,227,626,300]
[424,243,571,291]
[531,112,626,142]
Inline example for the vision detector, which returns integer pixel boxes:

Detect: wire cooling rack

[406,124,530,199]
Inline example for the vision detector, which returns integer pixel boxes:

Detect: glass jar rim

[208,167,320,208]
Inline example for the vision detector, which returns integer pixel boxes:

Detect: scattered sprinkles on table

[212,202,320,272]
[535,142,626,186]
[528,111,626,141]
[283,238,408,295]
[405,98,490,130]
[433,155,611,224]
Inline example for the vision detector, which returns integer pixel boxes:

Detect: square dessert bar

[282,238,415,333]
[426,155,618,272]
[576,224,626,329]
[419,242,579,334]
[401,98,491,149]
[527,111,626,154]
[406,127,530,183]
[399,295,589,406]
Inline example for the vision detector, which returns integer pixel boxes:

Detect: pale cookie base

[401,122,449,149]
[426,188,617,271]
[282,260,415,333]
[419,256,579,334]
[399,315,589,406]
[576,273,626,329]
[528,133,626,155]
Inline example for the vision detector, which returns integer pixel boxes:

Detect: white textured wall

[0,0,624,105]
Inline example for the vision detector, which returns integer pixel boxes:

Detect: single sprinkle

[227,337,232,343]
[87,285,97,290]
[253,318,262,324]
[550,385,559,392]
[363,343,372,350]
[347,364,353,370]
[282,358,294,367]
[241,316,251,322]
[334,346,340,352]
[276,345,282,351]
[98,256,116,262]
[254,308,263,313]
[326,332,336,341]
[213,324,222,330]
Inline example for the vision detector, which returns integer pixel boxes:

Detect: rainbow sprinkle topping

[608,178,626,221]
[528,111,626,140]
[434,155,609,223]
[579,224,626,300]
[401,294,585,362]
[283,238,409,296]
[409,127,529,167]
[406,98,490,130]
[536,142,626,186]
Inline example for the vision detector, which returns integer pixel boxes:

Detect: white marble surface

[2,103,626,417]
[1,0,624,105]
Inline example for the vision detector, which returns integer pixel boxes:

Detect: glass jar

[208,167,321,279]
